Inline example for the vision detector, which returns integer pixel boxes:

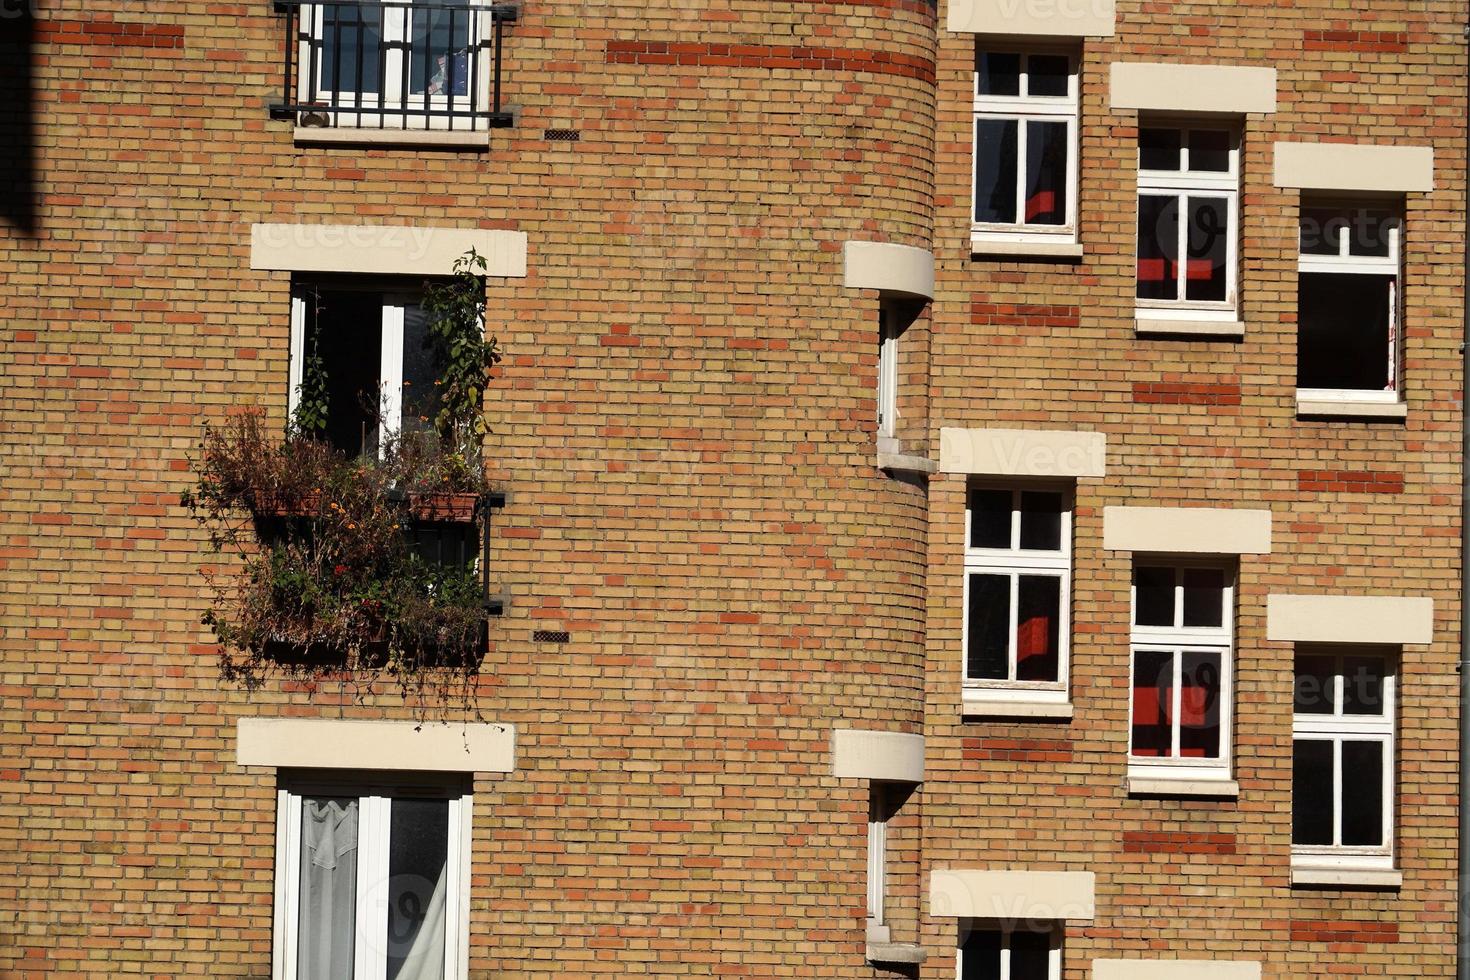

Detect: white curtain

[393,861,447,980]
[299,797,359,980]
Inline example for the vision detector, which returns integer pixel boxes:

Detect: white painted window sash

[866,812,886,923]
[955,925,1062,980]
[877,306,898,438]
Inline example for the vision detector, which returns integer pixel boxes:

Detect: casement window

[1134,124,1240,325]
[971,47,1079,246]
[1128,562,1234,783]
[1293,651,1396,870]
[272,774,472,980]
[877,305,900,439]
[867,786,897,931]
[289,284,445,458]
[964,485,1071,705]
[1297,200,1403,402]
[958,923,1062,980]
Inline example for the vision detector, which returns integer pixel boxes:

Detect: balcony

[270,0,517,141]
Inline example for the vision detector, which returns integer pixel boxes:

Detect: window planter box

[250,489,322,518]
[408,491,480,523]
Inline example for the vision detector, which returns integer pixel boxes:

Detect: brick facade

[0,0,1462,978]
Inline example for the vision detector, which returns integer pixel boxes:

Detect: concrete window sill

[1127,776,1239,798]
[962,691,1073,720]
[970,236,1084,260]
[1296,395,1407,420]
[294,126,492,150]
[867,942,926,965]
[877,451,937,475]
[1135,318,1245,339]
[1291,865,1402,889]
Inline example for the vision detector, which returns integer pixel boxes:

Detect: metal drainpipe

[1459,22,1470,980]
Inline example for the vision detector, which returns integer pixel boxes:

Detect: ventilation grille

[543,128,581,142]
[532,629,571,643]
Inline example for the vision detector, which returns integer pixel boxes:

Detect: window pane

[1342,656,1388,716]
[313,289,387,458]
[1133,566,1175,627]
[1341,741,1386,847]
[298,797,359,980]
[1300,206,1346,256]
[386,798,450,979]
[1297,273,1394,391]
[1348,207,1396,258]
[968,488,1012,549]
[1292,739,1335,846]
[320,5,385,96]
[1131,650,1174,757]
[1016,576,1061,683]
[1009,929,1053,979]
[977,52,1021,96]
[1294,655,1337,715]
[967,574,1011,681]
[1187,130,1231,172]
[1139,128,1181,171]
[975,120,1019,224]
[1184,197,1230,302]
[408,0,473,96]
[1018,491,1063,551]
[1179,651,1223,759]
[1136,195,1180,301]
[1027,55,1070,97]
[1181,568,1225,628]
[401,303,445,439]
[960,927,1002,980]
[1024,121,1068,226]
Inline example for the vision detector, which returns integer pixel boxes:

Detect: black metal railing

[270,0,516,130]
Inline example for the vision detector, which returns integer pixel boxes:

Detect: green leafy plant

[421,249,500,476]
[290,287,331,439]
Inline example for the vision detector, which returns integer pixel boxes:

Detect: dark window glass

[320,4,385,96]
[960,927,1002,980]
[1139,128,1181,171]
[967,574,1010,681]
[1292,739,1335,845]
[1187,130,1231,172]
[1027,55,1070,96]
[1341,740,1385,846]
[977,52,1022,96]
[1131,650,1174,757]
[975,120,1019,224]
[969,489,1012,549]
[1300,206,1346,256]
[1178,650,1223,759]
[409,0,473,96]
[1342,656,1388,716]
[312,289,386,458]
[386,798,450,979]
[1181,567,1225,628]
[1297,272,1394,391]
[1294,655,1337,715]
[1009,929,1053,980]
[1024,121,1069,226]
[1136,195,1179,300]
[401,303,445,439]
[1016,576,1061,683]
[1133,566,1175,627]
[1185,197,1229,302]
[1347,208,1395,258]
[1018,491,1063,551]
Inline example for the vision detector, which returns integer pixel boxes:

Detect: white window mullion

[288,290,307,423]
[1175,193,1189,300]
[866,811,887,924]
[447,794,471,980]
[379,301,406,455]
[1007,573,1021,680]
[274,790,301,980]
[1170,650,1183,758]
[1015,120,1029,230]
[1331,739,1344,848]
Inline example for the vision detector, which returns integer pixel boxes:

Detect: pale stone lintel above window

[1274,142,1435,193]
[294,126,493,150]
[237,718,516,774]
[1093,959,1262,980]
[963,690,1074,720]
[1110,63,1277,115]
[930,869,1096,921]
[947,0,1115,37]
[1266,594,1434,646]
[831,728,925,783]
[1126,776,1240,798]
[842,241,935,301]
[1102,506,1271,555]
[1290,865,1404,889]
[250,223,529,278]
[940,427,1106,479]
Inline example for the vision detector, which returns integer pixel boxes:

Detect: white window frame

[1296,199,1403,403]
[1134,122,1241,324]
[956,922,1062,980]
[288,284,421,455]
[866,801,886,926]
[877,305,899,439]
[962,483,1072,707]
[271,772,473,980]
[299,0,492,130]
[1292,650,1396,872]
[971,45,1080,247]
[1127,560,1234,784]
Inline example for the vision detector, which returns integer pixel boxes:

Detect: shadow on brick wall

[0,1,36,236]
